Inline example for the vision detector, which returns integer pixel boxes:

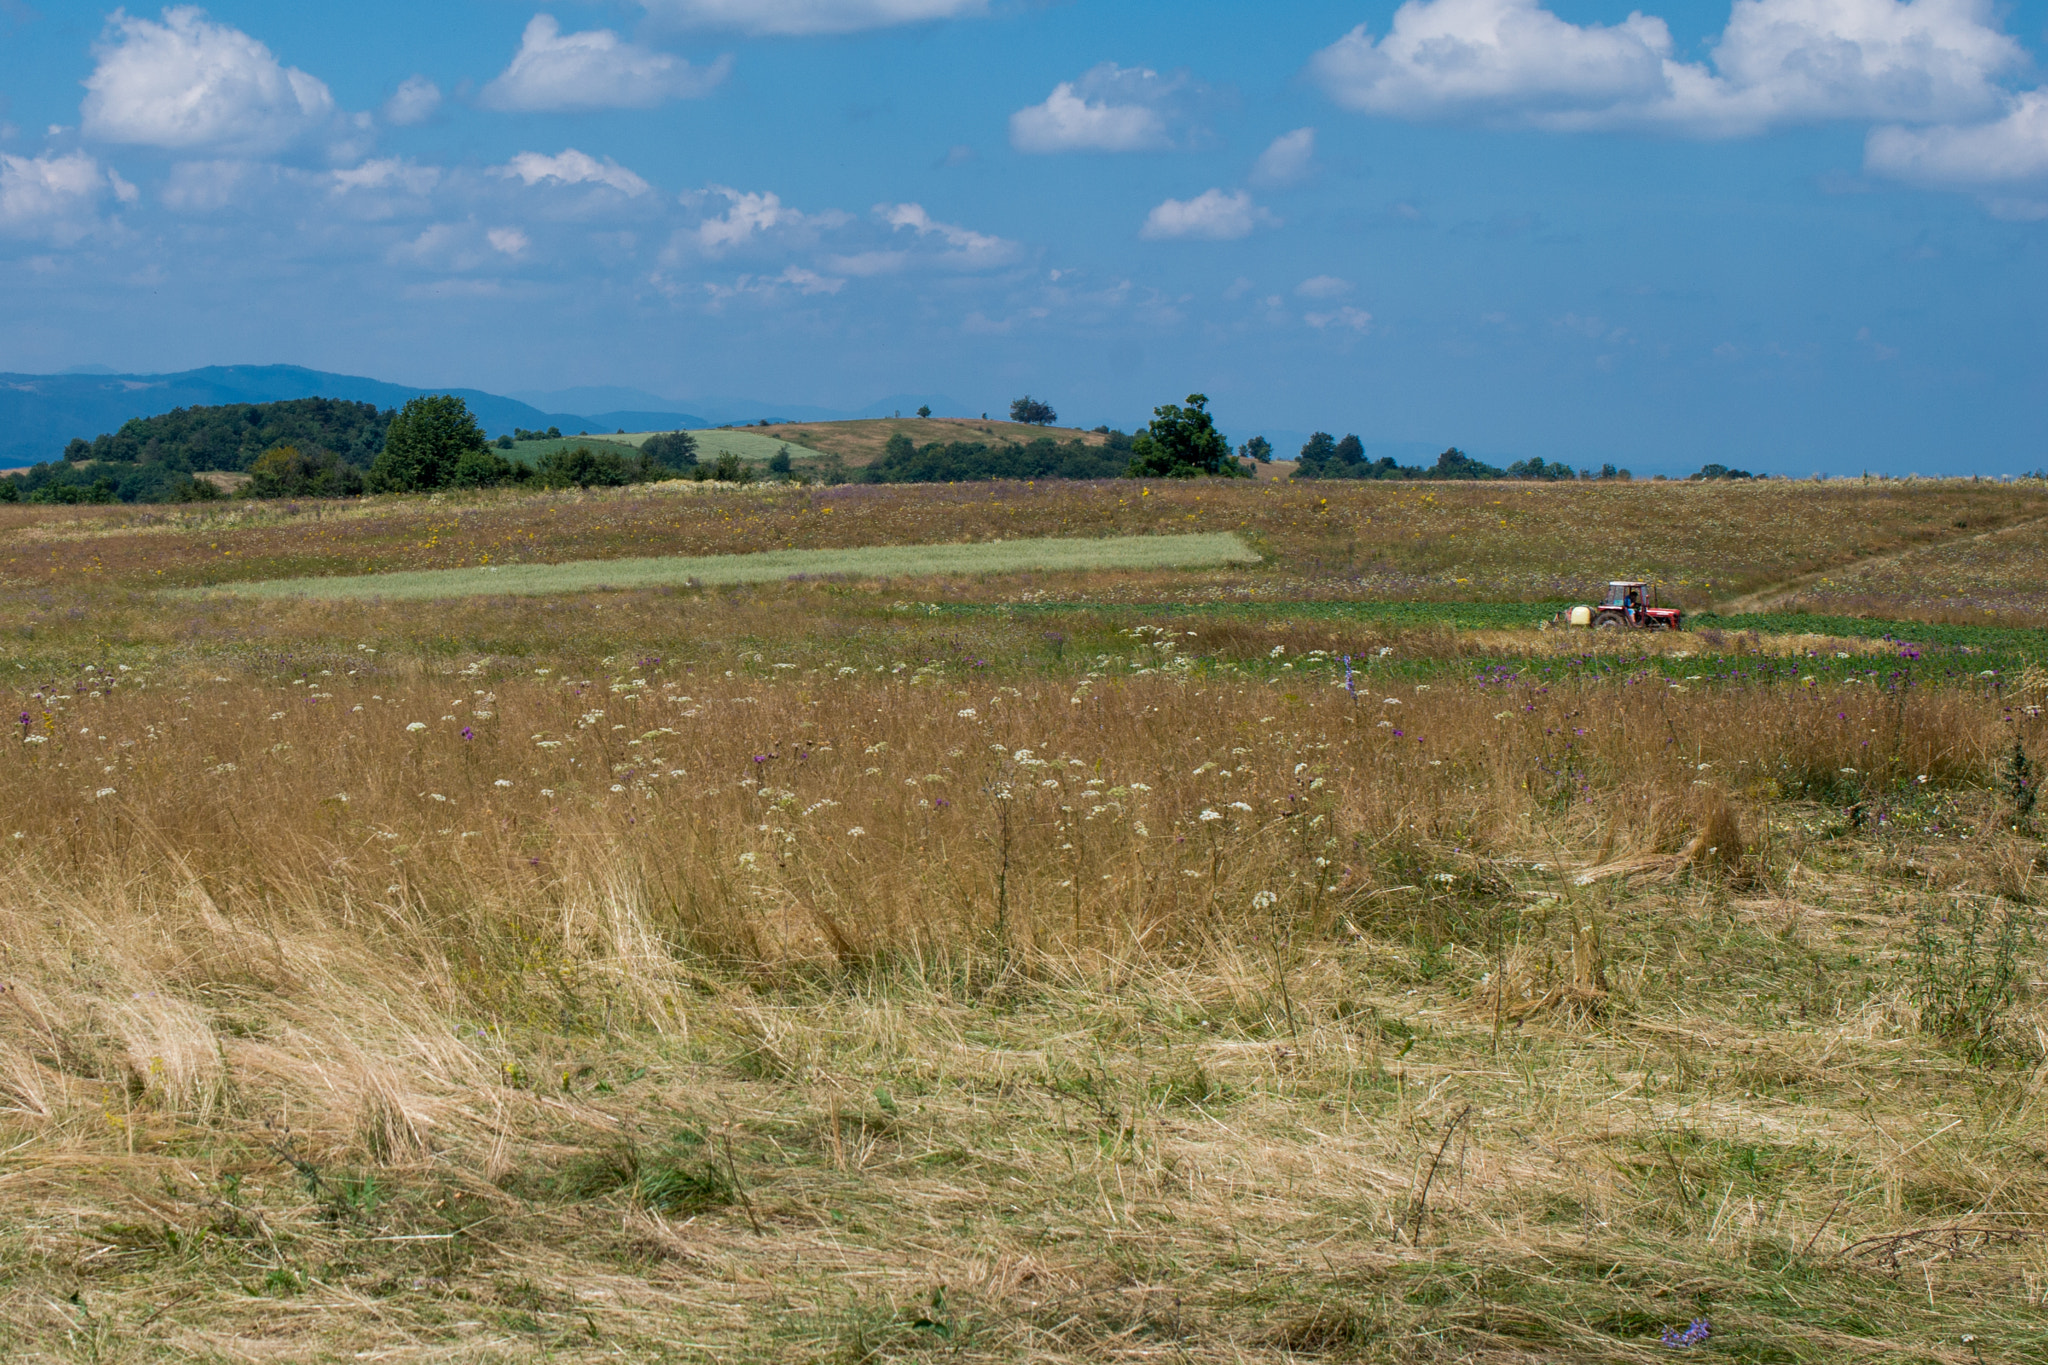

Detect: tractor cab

[1594,581,1682,630]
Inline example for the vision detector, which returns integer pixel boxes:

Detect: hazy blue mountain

[0,365,596,468]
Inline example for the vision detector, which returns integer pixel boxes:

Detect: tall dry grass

[5,652,2044,1360]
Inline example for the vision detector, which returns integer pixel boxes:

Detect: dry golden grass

[5,608,2048,1361]
[750,417,1111,464]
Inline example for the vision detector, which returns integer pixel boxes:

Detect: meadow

[4,476,2048,1362]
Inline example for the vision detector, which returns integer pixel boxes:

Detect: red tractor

[1560,581,1683,631]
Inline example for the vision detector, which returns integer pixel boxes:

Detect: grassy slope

[739,416,1111,465]
[187,531,1261,601]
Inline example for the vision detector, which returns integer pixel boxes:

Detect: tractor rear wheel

[1593,613,1622,631]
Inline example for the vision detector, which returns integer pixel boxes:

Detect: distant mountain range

[0,365,985,468]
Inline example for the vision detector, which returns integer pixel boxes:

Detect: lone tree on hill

[1010,395,1057,426]
[1126,394,1247,479]
[370,394,488,493]
[1239,436,1273,463]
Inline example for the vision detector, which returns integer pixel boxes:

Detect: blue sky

[0,0,2044,474]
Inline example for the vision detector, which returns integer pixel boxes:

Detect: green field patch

[672,429,836,464]
[176,532,1261,602]
[1694,610,2048,652]
[499,436,647,468]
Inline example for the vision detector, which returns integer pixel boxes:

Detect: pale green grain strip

[177,531,1260,602]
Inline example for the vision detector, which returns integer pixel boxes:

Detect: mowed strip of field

[176,531,1260,601]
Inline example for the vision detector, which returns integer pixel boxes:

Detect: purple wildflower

[1661,1318,1710,1348]
[461,727,474,741]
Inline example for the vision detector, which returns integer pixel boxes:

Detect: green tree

[1009,395,1057,426]
[370,395,487,493]
[449,446,516,489]
[916,405,932,418]
[768,446,793,476]
[641,431,698,470]
[1126,394,1245,479]
[1239,436,1273,464]
[534,445,630,489]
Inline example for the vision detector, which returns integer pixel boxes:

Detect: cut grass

[175,530,1262,601]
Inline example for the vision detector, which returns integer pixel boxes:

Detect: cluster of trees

[63,397,391,472]
[0,463,222,503]
[863,433,1129,483]
[1690,463,1755,480]
[1291,434,1504,481]
[1291,431,1633,482]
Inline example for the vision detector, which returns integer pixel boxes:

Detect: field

[5,476,2048,1362]
[500,436,650,468]
[738,416,1112,466]
[184,532,1259,601]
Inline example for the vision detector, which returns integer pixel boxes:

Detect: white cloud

[1296,274,1352,299]
[383,76,442,126]
[1250,127,1317,186]
[1010,64,1187,154]
[0,152,132,241]
[159,158,270,213]
[488,227,532,256]
[876,201,1018,268]
[479,15,730,113]
[1306,306,1373,331]
[637,0,984,37]
[1309,0,2027,137]
[1139,188,1278,241]
[82,6,342,155]
[702,264,846,304]
[686,185,844,252]
[495,149,651,196]
[330,158,441,197]
[1866,90,2048,184]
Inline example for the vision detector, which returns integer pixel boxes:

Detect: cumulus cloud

[330,157,441,197]
[1250,127,1316,186]
[487,227,531,256]
[1139,188,1279,241]
[876,201,1018,268]
[638,0,984,37]
[0,151,134,241]
[702,265,845,304]
[479,15,730,112]
[1306,305,1373,331]
[1010,64,1190,154]
[1295,274,1352,299]
[1866,90,2048,184]
[383,76,442,126]
[495,149,651,195]
[82,6,344,155]
[683,185,847,253]
[1309,0,2026,137]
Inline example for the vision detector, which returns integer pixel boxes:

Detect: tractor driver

[1624,586,1641,623]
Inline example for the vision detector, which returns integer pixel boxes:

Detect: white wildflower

[406,722,427,732]
[1199,808,1222,821]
